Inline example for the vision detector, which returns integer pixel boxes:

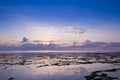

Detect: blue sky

[0,0,120,44]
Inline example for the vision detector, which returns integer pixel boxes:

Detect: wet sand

[0,52,120,80]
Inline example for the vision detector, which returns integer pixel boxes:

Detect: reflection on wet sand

[0,52,120,80]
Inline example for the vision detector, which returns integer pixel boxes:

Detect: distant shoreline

[0,50,120,54]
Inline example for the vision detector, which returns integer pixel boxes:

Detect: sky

[0,0,120,50]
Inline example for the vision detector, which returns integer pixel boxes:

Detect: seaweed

[8,77,14,80]
[84,68,120,80]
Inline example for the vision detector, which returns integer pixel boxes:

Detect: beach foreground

[0,52,120,80]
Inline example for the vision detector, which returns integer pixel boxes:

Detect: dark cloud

[73,42,78,46]
[33,40,42,42]
[21,37,28,43]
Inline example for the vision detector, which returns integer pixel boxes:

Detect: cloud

[26,26,86,36]
[81,42,106,48]
[18,43,46,50]
[17,43,60,50]
[65,27,86,34]
[108,42,120,47]
[80,40,106,48]
[33,40,42,42]
[55,26,86,35]
[33,40,56,43]
[72,42,78,46]
[0,38,120,51]
[33,40,61,44]
[56,26,86,35]
[0,45,16,50]
[70,40,120,50]
[20,37,29,43]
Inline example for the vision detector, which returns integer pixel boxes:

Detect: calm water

[0,51,120,80]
